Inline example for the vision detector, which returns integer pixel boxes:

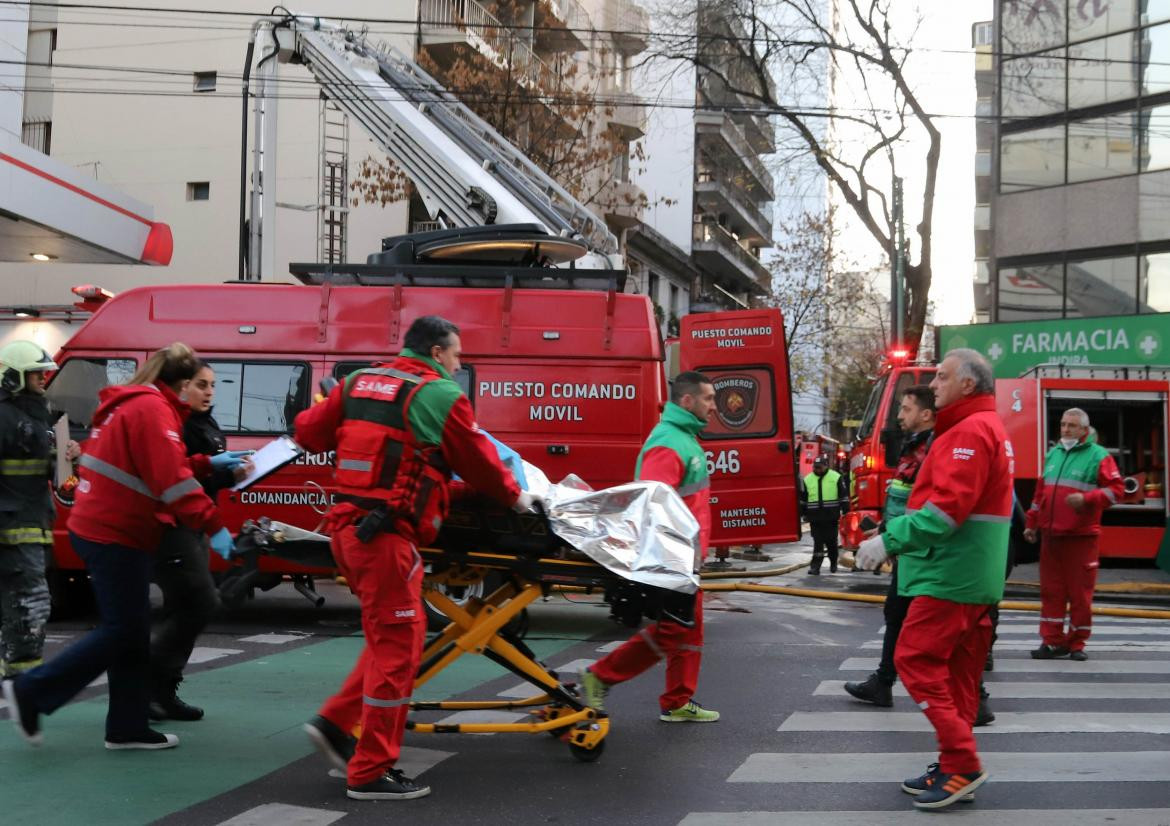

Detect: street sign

[938,313,1170,378]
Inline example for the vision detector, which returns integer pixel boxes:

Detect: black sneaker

[105,729,179,750]
[303,714,357,771]
[913,769,988,809]
[843,673,893,708]
[974,695,995,727]
[1069,650,1088,661]
[149,685,204,722]
[808,568,820,575]
[901,763,976,803]
[1030,644,1070,660]
[347,768,431,800]
[2,678,42,746]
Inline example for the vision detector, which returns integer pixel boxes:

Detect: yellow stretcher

[236,505,619,762]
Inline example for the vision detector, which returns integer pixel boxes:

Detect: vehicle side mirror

[880,427,902,467]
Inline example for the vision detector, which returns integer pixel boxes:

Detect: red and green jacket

[635,401,711,558]
[883,393,1012,605]
[295,348,520,545]
[1025,439,1122,537]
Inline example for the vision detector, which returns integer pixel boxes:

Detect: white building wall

[0,2,414,308]
[0,4,30,140]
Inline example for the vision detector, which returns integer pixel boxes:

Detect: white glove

[512,490,545,514]
[855,534,890,571]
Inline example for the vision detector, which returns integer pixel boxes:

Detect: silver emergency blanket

[520,460,701,594]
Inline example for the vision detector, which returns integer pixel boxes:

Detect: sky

[828,0,993,327]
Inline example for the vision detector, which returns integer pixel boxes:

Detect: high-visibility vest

[803,469,844,508]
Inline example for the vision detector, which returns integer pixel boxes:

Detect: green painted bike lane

[0,632,590,825]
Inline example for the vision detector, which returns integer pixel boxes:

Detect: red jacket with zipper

[1025,440,1123,537]
[68,382,223,550]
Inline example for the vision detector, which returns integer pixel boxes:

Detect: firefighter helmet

[0,340,58,393]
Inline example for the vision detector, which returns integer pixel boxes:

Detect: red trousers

[318,527,425,786]
[894,596,992,774]
[1039,534,1099,652]
[590,595,703,712]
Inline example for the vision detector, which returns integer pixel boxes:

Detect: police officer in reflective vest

[295,315,537,802]
[800,455,849,573]
[0,341,60,678]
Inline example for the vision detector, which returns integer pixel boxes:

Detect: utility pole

[890,175,906,349]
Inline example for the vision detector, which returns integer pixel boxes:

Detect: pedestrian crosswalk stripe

[862,639,1170,651]
[841,656,1170,673]
[434,709,530,734]
[497,658,594,698]
[84,647,243,688]
[679,810,1170,825]
[596,640,624,652]
[778,711,1170,734]
[727,751,1170,783]
[328,744,455,779]
[216,803,345,826]
[816,679,1170,699]
[990,626,1170,636]
[238,631,311,645]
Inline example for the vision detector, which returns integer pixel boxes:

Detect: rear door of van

[679,308,800,547]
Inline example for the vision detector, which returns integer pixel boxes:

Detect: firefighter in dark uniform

[0,342,59,678]
[800,454,849,574]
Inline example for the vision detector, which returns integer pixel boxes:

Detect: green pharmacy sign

[938,314,1170,378]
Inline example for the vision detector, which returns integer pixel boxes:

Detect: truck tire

[424,572,512,633]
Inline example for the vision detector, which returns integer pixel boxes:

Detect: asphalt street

[3,543,1170,826]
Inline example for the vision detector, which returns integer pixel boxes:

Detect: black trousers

[151,525,220,688]
[876,562,914,684]
[20,534,153,738]
[808,520,839,572]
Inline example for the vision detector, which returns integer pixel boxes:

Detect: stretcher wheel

[569,738,605,762]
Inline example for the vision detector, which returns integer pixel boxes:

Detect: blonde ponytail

[128,342,200,389]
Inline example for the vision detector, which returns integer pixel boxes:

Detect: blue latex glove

[209,527,235,560]
[209,450,253,471]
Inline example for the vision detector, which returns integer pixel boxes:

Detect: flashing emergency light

[72,284,115,312]
[888,347,910,363]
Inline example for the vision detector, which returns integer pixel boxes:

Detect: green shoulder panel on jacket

[407,379,463,446]
[635,402,708,488]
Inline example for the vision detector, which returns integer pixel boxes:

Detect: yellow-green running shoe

[579,668,609,711]
[659,700,720,722]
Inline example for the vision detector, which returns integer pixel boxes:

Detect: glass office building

[992,0,1170,320]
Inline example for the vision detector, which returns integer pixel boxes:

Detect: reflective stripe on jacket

[883,393,1012,605]
[1025,440,1123,537]
[68,382,223,550]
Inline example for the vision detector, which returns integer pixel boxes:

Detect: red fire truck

[842,317,1170,561]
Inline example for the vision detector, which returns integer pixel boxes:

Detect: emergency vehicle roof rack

[244,14,622,279]
[288,262,627,292]
[1021,363,1170,380]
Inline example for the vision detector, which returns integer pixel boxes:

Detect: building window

[1140,252,1170,311]
[1067,112,1137,182]
[21,121,51,154]
[1066,255,1138,316]
[1068,31,1137,109]
[1001,51,1067,118]
[1145,1,1170,25]
[187,181,210,201]
[998,263,1064,321]
[1069,0,1137,43]
[1143,22,1170,94]
[1141,103,1170,170]
[193,71,217,93]
[1001,0,1065,54]
[1001,125,1065,191]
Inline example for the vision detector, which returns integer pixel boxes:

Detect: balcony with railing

[535,0,591,53]
[694,109,773,197]
[694,167,773,245]
[596,179,646,228]
[603,0,649,55]
[692,216,769,295]
[604,86,647,139]
[419,0,557,90]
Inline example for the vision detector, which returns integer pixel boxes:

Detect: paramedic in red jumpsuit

[295,316,533,801]
[580,371,720,723]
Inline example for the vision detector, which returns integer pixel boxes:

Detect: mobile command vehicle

[842,315,1170,562]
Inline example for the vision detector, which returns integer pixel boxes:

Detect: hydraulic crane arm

[244,14,621,278]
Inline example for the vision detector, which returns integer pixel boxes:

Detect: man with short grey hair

[853,348,1013,810]
[1024,407,1122,661]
